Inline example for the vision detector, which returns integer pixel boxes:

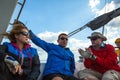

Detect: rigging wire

[102,0,107,35]
[16,0,26,21]
[9,0,26,25]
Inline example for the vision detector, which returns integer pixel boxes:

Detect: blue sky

[13,0,92,34]
[7,0,120,62]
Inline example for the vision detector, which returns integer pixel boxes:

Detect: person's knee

[52,76,63,80]
[102,76,113,80]
[83,75,99,80]
[78,71,99,80]
[102,70,119,80]
[78,73,99,80]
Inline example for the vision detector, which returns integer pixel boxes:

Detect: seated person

[0,20,40,80]
[115,38,120,64]
[78,32,120,80]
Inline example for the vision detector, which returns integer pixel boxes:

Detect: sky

[5,0,120,62]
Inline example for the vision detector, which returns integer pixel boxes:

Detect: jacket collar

[11,42,31,50]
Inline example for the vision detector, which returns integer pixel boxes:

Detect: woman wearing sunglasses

[0,21,40,80]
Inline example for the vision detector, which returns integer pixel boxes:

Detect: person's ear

[15,34,18,38]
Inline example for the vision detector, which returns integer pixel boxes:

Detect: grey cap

[87,32,107,41]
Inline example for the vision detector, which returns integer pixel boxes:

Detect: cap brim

[102,36,107,41]
[87,36,107,41]
[87,36,92,39]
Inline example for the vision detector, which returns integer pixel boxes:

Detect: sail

[87,7,120,30]
[68,7,120,37]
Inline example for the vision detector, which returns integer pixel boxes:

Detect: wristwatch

[90,54,96,60]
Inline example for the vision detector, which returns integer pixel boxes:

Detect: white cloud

[96,1,115,16]
[89,0,100,12]
[104,25,119,44]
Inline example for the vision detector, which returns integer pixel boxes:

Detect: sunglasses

[90,36,100,41]
[19,32,29,37]
[60,37,68,41]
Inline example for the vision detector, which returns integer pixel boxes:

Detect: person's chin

[24,41,29,44]
[92,44,96,46]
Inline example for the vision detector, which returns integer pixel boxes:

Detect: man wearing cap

[115,38,120,64]
[77,32,120,80]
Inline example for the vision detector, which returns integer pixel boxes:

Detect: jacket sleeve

[84,59,93,68]
[0,45,7,61]
[92,44,117,69]
[29,30,52,52]
[27,54,40,80]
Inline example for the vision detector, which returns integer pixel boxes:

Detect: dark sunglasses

[19,32,29,37]
[90,36,100,41]
[60,37,68,41]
